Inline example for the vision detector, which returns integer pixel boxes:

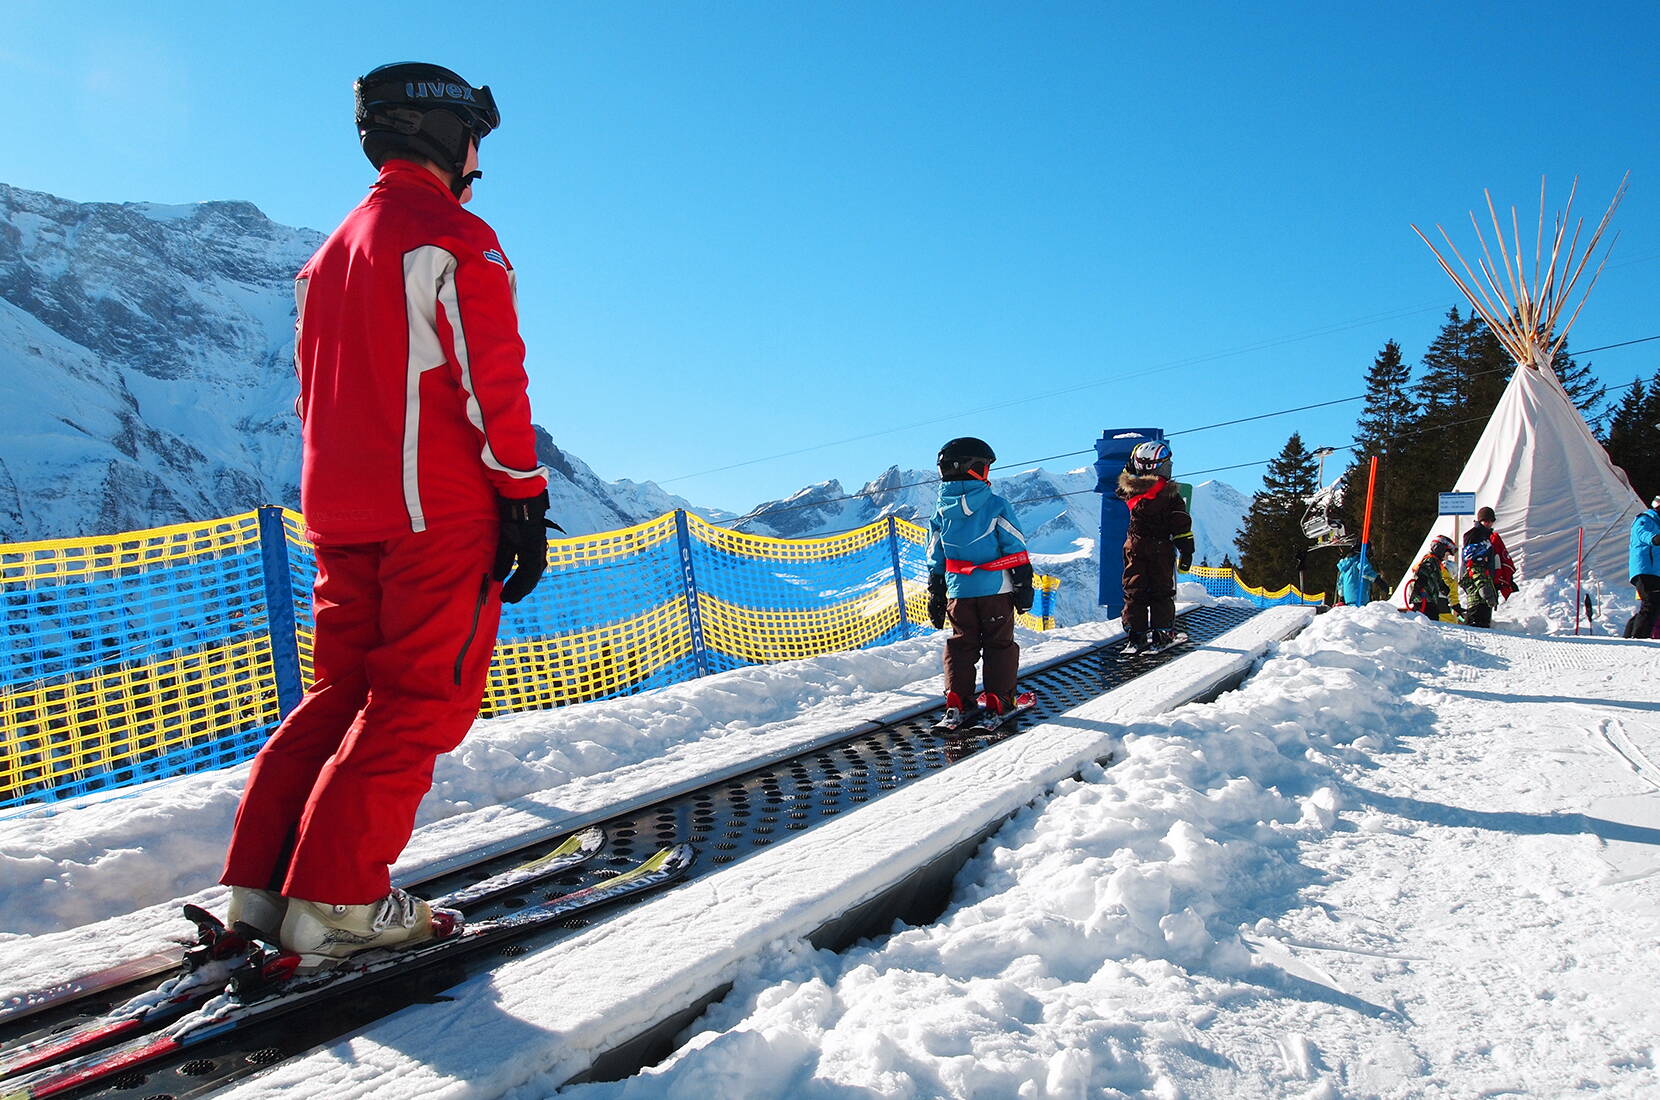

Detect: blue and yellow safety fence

[1,508,1060,811]
[1179,563,1324,607]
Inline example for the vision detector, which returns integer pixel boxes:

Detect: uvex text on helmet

[937,437,996,478]
[354,63,500,187]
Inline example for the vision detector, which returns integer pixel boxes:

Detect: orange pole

[1356,456,1380,596]
[1360,455,1379,546]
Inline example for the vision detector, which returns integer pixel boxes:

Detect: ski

[1120,630,1189,660]
[932,709,979,733]
[964,691,1037,734]
[0,950,182,1029]
[2,843,692,1099]
[0,826,605,1083]
[1144,630,1189,656]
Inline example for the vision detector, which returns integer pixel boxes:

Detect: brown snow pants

[944,593,1019,703]
[1122,540,1176,635]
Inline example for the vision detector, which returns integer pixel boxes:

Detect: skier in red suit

[220,63,552,966]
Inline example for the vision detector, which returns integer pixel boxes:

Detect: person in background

[1335,549,1378,607]
[1459,539,1500,628]
[926,437,1034,727]
[219,63,552,968]
[1409,535,1458,622]
[1114,441,1194,655]
[1625,494,1660,639]
[1469,506,1516,599]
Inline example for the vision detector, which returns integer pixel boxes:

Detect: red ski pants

[221,518,502,905]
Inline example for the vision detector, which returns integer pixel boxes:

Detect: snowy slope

[3,581,1656,1098]
[0,183,318,539]
[549,602,1660,1099]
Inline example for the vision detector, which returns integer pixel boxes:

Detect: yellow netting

[699,587,906,664]
[481,598,693,714]
[686,512,892,561]
[0,511,263,584]
[0,635,280,796]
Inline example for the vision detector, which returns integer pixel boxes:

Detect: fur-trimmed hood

[1117,470,1164,499]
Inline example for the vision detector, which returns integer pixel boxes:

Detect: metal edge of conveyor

[563,606,1312,1088]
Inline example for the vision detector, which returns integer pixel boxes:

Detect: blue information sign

[1438,492,1476,516]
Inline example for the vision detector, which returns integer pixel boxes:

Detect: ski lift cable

[707,355,1656,533]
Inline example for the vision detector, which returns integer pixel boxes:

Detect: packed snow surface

[4,581,1658,1098]
[554,602,1660,1099]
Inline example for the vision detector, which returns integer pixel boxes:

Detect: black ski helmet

[937,437,996,480]
[354,63,500,195]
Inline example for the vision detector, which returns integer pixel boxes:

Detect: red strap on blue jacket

[944,551,1030,575]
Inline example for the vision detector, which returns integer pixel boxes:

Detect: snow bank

[558,605,1660,1098]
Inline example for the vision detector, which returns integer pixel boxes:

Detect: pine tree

[1236,432,1319,592]
[1340,340,1420,587]
[1608,372,1660,500]
[1552,344,1602,417]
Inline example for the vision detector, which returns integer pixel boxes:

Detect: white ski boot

[279,886,446,969]
[225,886,287,942]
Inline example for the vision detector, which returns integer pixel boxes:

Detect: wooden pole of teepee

[1411,173,1629,373]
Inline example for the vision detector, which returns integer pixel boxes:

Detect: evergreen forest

[1233,308,1660,601]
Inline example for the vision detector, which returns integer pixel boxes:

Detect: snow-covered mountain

[736,465,1249,626]
[0,179,1246,623]
[0,182,714,541]
[0,184,321,540]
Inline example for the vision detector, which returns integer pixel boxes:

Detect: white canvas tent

[1391,176,1642,603]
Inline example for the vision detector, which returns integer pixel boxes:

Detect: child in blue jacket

[1625,494,1660,638]
[1335,550,1379,607]
[926,437,1033,725]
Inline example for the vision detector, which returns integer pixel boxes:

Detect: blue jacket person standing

[927,437,1033,725]
[1626,495,1660,639]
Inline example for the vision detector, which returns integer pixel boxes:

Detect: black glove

[1177,550,1193,572]
[492,490,559,604]
[1650,535,1660,547]
[928,573,948,630]
[1011,563,1034,613]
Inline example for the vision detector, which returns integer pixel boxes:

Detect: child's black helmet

[354,63,499,188]
[937,437,996,479]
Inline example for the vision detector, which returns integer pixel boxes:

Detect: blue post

[1092,428,1165,617]
[886,516,911,638]
[255,506,304,717]
[673,510,711,677]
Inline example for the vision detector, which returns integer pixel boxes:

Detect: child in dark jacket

[926,437,1034,726]
[1409,535,1458,621]
[1115,441,1195,655]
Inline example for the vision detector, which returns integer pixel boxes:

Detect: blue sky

[7,2,1658,514]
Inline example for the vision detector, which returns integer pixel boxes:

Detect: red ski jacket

[293,161,547,543]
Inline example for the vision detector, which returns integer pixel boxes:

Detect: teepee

[1391,174,1642,603]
